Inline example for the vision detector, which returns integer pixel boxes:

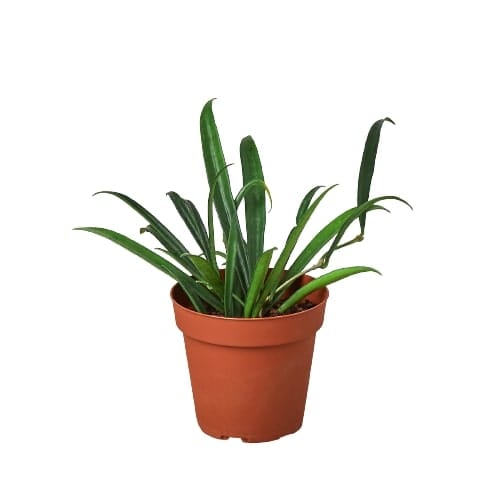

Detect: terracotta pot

[171,274,329,442]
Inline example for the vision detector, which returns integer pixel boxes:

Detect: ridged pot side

[171,275,329,443]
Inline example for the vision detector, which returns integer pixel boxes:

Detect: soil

[203,299,316,318]
[264,299,315,317]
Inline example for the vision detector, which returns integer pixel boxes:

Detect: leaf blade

[252,184,338,316]
[287,204,382,278]
[224,222,240,317]
[201,101,250,290]
[93,191,198,275]
[296,185,324,224]
[277,266,381,313]
[166,191,211,259]
[73,226,210,312]
[357,117,395,233]
[183,254,224,301]
[243,247,276,318]
[318,196,411,269]
[234,179,272,211]
[240,136,267,275]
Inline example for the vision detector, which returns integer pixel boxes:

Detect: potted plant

[74,99,411,442]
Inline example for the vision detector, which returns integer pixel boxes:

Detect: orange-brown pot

[171,275,329,443]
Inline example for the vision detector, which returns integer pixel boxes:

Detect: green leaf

[231,293,246,308]
[252,184,338,316]
[224,222,240,317]
[207,165,250,294]
[93,191,198,276]
[73,227,215,313]
[201,101,250,291]
[166,192,211,260]
[286,202,392,279]
[296,185,324,224]
[138,224,194,274]
[200,99,235,240]
[240,136,267,275]
[243,247,276,318]
[277,266,381,313]
[183,254,224,300]
[207,164,232,270]
[357,118,395,233]
[318,196,411,269]
[234,179,272,211]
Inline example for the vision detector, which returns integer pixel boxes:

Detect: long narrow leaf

[207,164,250,292]
[139,224,198,276]
[73,227,209,312]
[240,136,267,275]
[166,191,211,259]
[183,254,224,301]
[296,185,324,224]
[224,222,240,317]
[208,164,232,272]
[357,117,395,233]
[286,203,390,278]
[318,196,411,269]
[93,191,197,275]
[234,179,272,210]
[201,100,249,290]
[243,247,276,318]
[252,184,338,316]
[277,266,381,313]
[200,100,235,239]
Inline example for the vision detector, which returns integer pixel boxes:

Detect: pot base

[199,422,303,443]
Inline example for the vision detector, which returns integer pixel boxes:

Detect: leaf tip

[241,134,254,146]
[202,98,217,111]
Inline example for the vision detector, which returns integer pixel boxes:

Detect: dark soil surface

[203,299,316,318]
[264,299,315,317]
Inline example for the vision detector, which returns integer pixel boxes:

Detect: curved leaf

[166,191,210,259]
[296,185,324,224]
[318,195,411,269]
[201,101,250,291]
[139,224,195,275]
[252,184,338,316]
[93,191,197,275]
[286,202,393,278]
[357,117,395,233]
[207,164,250,292]
[277,266,381,313]
[234,179,272,211]
[243,247,276,318]
[183,254,224,300]
[207,164,232,270]
[73,227,216,312]
[240,135,267,275]
[224,222,241,317]
[200,99,235,240]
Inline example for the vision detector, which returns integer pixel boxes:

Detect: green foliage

[75,100,411,317]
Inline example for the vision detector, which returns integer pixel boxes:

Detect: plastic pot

[171,274,329,442]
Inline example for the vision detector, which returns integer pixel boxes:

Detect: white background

[1,1,499,498]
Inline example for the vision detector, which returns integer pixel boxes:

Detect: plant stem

[335,233,364,250]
